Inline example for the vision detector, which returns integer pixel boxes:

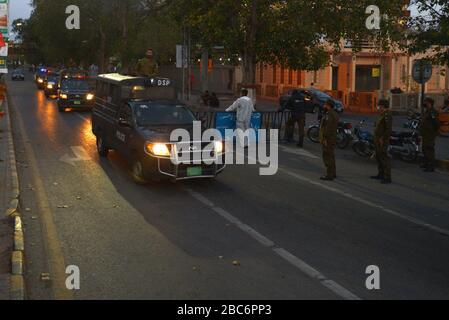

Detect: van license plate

[187,167,203,177]
[74,101,81,105]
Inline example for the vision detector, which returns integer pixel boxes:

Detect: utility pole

[188,28,191,101]
[201,49,209,93]
[182,26,186,101]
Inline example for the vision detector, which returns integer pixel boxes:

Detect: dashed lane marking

[278,166,449,237]
[185,188,361,300]
[279,145,320,159]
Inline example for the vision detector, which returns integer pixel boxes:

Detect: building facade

[255,44,449,112]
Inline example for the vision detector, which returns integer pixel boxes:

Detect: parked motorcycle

[352,120,420,162]
[403,112,421,131]
[307,121,353,149]
[352,121,375,158]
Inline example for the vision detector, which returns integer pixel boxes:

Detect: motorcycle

[307,121,353,149]
[403,112,421,131]
[352,120,420,162]
[352,120,375,158]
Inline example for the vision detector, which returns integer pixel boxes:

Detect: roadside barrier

[193,110,296,139]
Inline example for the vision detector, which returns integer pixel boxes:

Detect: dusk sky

[9,0,32,29]
[6,0,422,32]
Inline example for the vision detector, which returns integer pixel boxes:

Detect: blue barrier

[215,112,262,142]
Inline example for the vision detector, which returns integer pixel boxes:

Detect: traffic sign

[412,59,433,84]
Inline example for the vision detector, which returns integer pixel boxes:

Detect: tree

[19,0,182,70]
[173,0,407,84]
[407,0,449,66]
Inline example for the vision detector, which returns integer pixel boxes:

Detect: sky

[6,0,423,32]
[9,0,33,30]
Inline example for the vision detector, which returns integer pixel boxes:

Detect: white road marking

[60,146,92,166]
[279,145,320,159]
[75,113,89,121]
[185,188,361,300]
[279,166,449,237]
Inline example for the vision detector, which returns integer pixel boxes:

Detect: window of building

[297,70,302,86]
[260,63,264,83]
[289,69,293,85]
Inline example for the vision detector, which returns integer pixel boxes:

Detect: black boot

[370,174,382,180]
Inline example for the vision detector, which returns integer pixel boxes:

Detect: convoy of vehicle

[35,67,48,89]
[57,77,95,112]
[16,65,431,182]
[43,73,61,97]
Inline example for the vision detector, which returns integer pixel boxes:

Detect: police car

[35,67,48,89]
[57,70,95,112]
[92,73,226,184]
[44,73,61,98]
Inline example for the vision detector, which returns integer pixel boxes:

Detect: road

[6,73,449,300]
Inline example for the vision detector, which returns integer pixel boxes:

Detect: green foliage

[20,0,181,70]
[407,0,449,65]
[19,0,410,82]
[173,0,407,82]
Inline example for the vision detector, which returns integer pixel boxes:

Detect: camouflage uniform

[420,108,440,170]
[319,108,339,178]
[374,110,393,180]
[136,57,158,77]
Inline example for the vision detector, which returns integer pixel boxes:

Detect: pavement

[0,92,12,300]
[4,73,449,300]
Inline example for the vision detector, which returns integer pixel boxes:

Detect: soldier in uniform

[371,99,393,184]
[136,48,159,77]
[319,99,339,181]
[420,97,440,172]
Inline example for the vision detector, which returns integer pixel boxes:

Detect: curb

[3,93,25,300]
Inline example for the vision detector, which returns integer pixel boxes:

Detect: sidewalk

[0,102,12,300]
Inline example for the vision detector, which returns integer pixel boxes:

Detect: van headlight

[47,84,54,89]
[86,93,95,101]
[38,78,44,83]
[145,143,171,157]
[60,93,68,99]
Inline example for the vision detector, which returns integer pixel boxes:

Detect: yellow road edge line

[11,94,74,300]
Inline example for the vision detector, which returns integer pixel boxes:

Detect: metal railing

[193,110,295,139]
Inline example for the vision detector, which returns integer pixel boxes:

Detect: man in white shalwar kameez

[226,89,255,148]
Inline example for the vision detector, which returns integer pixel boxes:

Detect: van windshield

[61,80,89,91]
[134,103,196,126]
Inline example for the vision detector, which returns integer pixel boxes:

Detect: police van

[92,73,226,184]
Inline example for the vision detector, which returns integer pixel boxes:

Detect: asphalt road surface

[6,74,449,300]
